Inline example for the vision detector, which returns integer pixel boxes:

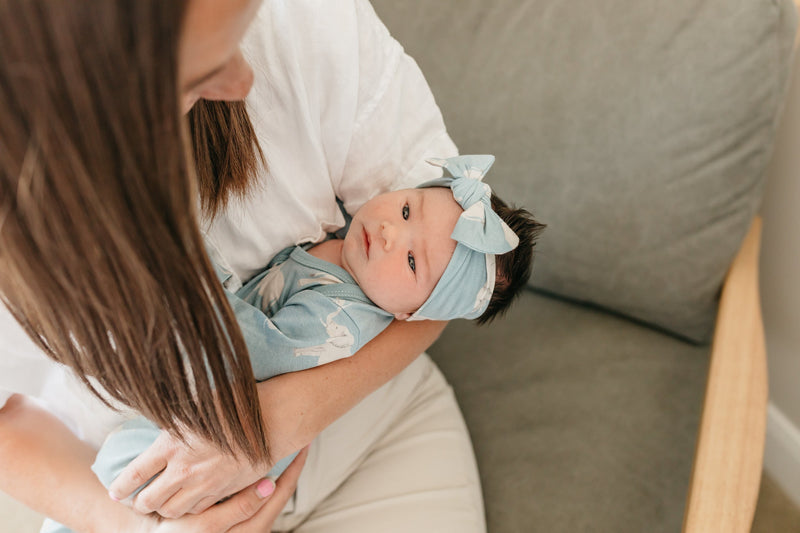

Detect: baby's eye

[408,252,416,273]
[402,203,410,220]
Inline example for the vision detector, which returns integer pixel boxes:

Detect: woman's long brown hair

[0,1,268,462]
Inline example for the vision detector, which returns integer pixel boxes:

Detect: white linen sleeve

[335,0,458,215]
[0,304,52,407]
[0,304,133,447]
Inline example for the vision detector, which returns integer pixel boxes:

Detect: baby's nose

[380,221,396,251]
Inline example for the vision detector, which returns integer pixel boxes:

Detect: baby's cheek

[369,265,410,311]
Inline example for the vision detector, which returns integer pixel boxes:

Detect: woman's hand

[135,447,307,533]
[110,429,272,518]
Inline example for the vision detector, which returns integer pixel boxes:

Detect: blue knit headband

[409,155,519,321]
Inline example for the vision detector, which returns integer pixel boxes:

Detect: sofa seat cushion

[429,291,709,532]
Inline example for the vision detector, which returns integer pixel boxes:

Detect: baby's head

[342,155,544,323]
[341,185,464,319]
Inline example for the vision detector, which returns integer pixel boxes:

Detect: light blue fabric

[44,246,393,533]
[410,155,519,321]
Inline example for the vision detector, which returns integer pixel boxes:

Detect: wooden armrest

[682,216,768,533]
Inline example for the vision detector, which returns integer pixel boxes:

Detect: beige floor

[1,472,798,532]
[752,475,800,533]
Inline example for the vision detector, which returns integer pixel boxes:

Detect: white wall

[760,41,800,507]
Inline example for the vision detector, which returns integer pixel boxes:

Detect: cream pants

[273,354,486,533]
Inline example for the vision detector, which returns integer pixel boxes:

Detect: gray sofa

[370,1,798,531]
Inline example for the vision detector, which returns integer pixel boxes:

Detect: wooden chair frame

[682,216,767,532]
[683,8,800,530]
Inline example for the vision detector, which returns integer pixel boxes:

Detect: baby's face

[341,187,462,319]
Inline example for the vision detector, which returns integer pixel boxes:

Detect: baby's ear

[394,312,411,321]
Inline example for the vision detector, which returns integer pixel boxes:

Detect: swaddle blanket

[92,247,393,500]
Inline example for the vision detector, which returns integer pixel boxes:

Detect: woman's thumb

[255,479,276,499]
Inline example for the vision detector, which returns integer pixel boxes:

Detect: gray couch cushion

[373,0,797,342]
[429,291,710,532]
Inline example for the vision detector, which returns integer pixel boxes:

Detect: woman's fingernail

[256,478,275,499]
[109,492,120,502]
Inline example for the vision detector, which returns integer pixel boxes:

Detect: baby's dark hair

[476,194,545,325]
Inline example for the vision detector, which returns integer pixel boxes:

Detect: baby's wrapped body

[90,153,521,497]
[45,154,524,533]
[91,245,394,496]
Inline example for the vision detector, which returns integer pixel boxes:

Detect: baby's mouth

[363,227,370,258]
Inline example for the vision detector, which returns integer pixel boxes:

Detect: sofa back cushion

[372,0,797,342]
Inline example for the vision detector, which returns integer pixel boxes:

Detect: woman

[0,0,485,531]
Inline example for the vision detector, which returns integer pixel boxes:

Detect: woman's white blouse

[0,0,456,448]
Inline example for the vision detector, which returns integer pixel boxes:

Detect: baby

[63,155,543,527]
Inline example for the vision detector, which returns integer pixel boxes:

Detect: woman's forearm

[256,319,447,458]
[0,395,140,533]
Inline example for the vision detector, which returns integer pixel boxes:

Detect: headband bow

[409,155,519,321]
